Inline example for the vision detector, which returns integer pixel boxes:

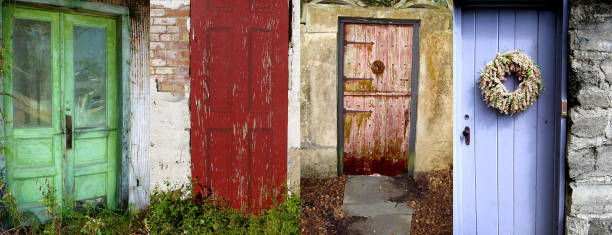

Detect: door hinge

[561,99,568,118]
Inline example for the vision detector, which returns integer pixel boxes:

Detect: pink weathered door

[190,0,288,212]
[341,22,418,176]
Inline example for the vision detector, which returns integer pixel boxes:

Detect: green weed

[150,183,300,235]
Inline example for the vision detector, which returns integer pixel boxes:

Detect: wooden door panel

[459,8,559,234]
[63,13,118,209]
[3,7,63,221]
[342,23,414,176]
[191,0,288,212]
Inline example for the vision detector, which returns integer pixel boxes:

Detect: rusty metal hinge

[561,99,568,118]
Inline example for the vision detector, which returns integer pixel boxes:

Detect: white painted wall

[149,84,192,192]
[287,0,301,194]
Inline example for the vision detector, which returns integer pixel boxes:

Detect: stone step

[343,202,414,217]
[348,214,413,235]
[343,175,409,204]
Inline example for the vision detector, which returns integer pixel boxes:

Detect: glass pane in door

[12,19,52,127]
[73,26,106,128]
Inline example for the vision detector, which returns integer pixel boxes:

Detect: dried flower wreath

[478,50,543,114]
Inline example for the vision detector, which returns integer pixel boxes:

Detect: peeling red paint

[190,1,288,213]
[343,24,414,176]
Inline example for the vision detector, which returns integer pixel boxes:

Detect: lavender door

[456,6,564,235]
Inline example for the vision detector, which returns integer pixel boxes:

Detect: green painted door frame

[1,2,130,221]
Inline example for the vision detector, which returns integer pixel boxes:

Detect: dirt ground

[407,166,453,235]
[300,166,452,235]
[300,176,351,234]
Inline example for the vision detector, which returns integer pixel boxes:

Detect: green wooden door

[3,7,119,220]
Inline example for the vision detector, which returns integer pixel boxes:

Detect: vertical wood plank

[473,8,499,234]
[513,9,539,235]
[460,8,477,234]
[536,9,556,235]
[126,9,150,209]
[497,8,516,235]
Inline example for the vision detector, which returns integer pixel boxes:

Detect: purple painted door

[458,7,562,234]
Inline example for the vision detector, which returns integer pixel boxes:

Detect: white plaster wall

[287,0,301,194]
[149,82,191,192]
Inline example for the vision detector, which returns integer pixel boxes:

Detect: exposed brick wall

[150,2,189,94]
[149,0,191,192]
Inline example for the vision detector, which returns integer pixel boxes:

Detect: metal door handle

[66,115,72,150]
[462,126,470,146]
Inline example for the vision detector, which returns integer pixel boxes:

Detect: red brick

[150,42,165,50]
[155,67,174,75]
[167,26,180,33]
[166,9,189,17]
[153,17,177,25]
[150,33,160,41]
[150,9,166,17]
[160,34,173,41]
[151,26,166,33]
[168,41,189,50]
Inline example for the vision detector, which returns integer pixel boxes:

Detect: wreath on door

[478,50,543,115]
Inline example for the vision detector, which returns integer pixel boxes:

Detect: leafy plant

[150,182,300,235]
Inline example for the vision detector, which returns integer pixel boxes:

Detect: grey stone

[567,148,597,180]
[343,175,408,204]
[567,1,612,233]
[577,86,612,108]
[567,216,589,235]
[570,57,606,86]
[570,108,609,138]
[348,215,412,235]
[343,202,413,217]
[589,218,612,235]
[567,134,605,151]
[602,60,612,84]
[568,182,612,215]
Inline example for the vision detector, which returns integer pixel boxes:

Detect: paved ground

[342,174,414,235]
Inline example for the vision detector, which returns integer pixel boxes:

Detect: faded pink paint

[343,24,414,176]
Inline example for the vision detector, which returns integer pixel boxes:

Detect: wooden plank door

[341,22,418,176]
[2,7,63,220]
[3,7,119,221]
[457,7,561,234]
[63,13,118,210]
[191,0,289,212]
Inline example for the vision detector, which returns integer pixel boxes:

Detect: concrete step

[343,175,409,204]
[348,214,412,235]
[343,202,414,217]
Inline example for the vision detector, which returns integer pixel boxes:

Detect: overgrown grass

[1,178,300,234]
[150,183,300,234]
[0,176,149,234]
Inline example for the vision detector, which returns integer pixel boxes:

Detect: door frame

[451,0,569,234]
[336,17,421,175]
[0,0,131,209]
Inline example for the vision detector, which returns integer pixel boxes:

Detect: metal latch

[561,99,567,118]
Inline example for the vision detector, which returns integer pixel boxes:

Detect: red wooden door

[190,0,288,212]
[342,23,416,176]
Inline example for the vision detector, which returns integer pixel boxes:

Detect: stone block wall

[566,0,612,233]
[149,0,191,191]
[299,4,453,178]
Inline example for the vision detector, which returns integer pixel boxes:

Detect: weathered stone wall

[300,4,453,178]
[149,0,192,191]
[566,0,612,233]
